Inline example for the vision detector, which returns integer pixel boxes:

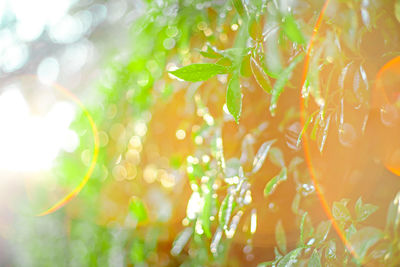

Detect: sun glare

[0,87,77,172]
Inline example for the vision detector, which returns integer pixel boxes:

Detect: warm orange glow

[300,0,359,261]
[36,81,99,216]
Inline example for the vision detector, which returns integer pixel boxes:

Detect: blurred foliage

[14,0,400,266]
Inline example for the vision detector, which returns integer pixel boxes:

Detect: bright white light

[1,42,28,72]
[37,57,60,85]
[0,87,76,172]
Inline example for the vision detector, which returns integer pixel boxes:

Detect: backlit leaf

[315,220,331,244]
[226,73,242,123]
[129,197,148,223]
[275,220,287,254]
[252,139,276,174]
[349,227,383,263]
[308,249,321,267]
[277,248,302,267]
[264,168,287,196]
[332,201,351,223]
[270,53,304,116]
[355,197,378,222]
[169,63,228,82]
[282,15,306,45]
[250,56,272,93]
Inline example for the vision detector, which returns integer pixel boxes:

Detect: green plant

[17,0,400,266]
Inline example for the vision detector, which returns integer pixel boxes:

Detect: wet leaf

[264,168,287,196]
[252,139,276,173]
[325,240,336,260]
[169,63,228,82]
[349,227,383,263]
[129,197,148,223]
[317,114,331,153]
[250,56,272,93]
[291,193,301,215]
[171,228,193,256]
[355,197,378,222]
[219,194,234,230]
[270,53,304,116]
[226,73,242,123]
[308,249,321,267]
[315,220,331,244]
[299,212,308,246]
[202,188,213,238]
[297,115,313,147]
[282,15,306,45]
[275,220,287,254]
[332,201,351,223]
[277,248,302,267]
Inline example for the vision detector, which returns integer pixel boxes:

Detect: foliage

[17,0,400,266]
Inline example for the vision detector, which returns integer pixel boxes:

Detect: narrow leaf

[169,63,228,82]
[270,53,304,116]
[129,196,148,223]
[226,73,242,123]
[219,194,234,230]
[275,220,287,254]
[277,248,302,267]
[308,249,322,267]
[250,56,273,93]
[282,15,306,45]
[315,220,331,244]
[252,139,276,173]
[264,168,287,196]
[299,212,308,246]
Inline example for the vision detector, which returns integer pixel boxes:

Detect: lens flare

[34,78,99,216]
[299,0,359,261]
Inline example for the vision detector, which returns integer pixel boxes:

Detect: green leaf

[395,0,400,23]
[250,56,273,93]
[275,220,287,254]
[349,226,383,263]
[386,192,400,231]
[268,147,285,167]
[355,197,378,222]
[226,73,242,123]
[315,220,331,244]
[129,196,148,223]
[232,0,246,18]
[282,15,306,45]
[202,188,212,238]
[252,139,276,174]
[332,201,351,223]
[277,248,302,267]
[219,194,234,230]
[264,167,287,196]
[169,63,228,82]
[299,212,308,246]
[270,53,304,116]
[308,249,321,267]
[345,224,357,240]
[325,240,336,260]
[257,261,275,267]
